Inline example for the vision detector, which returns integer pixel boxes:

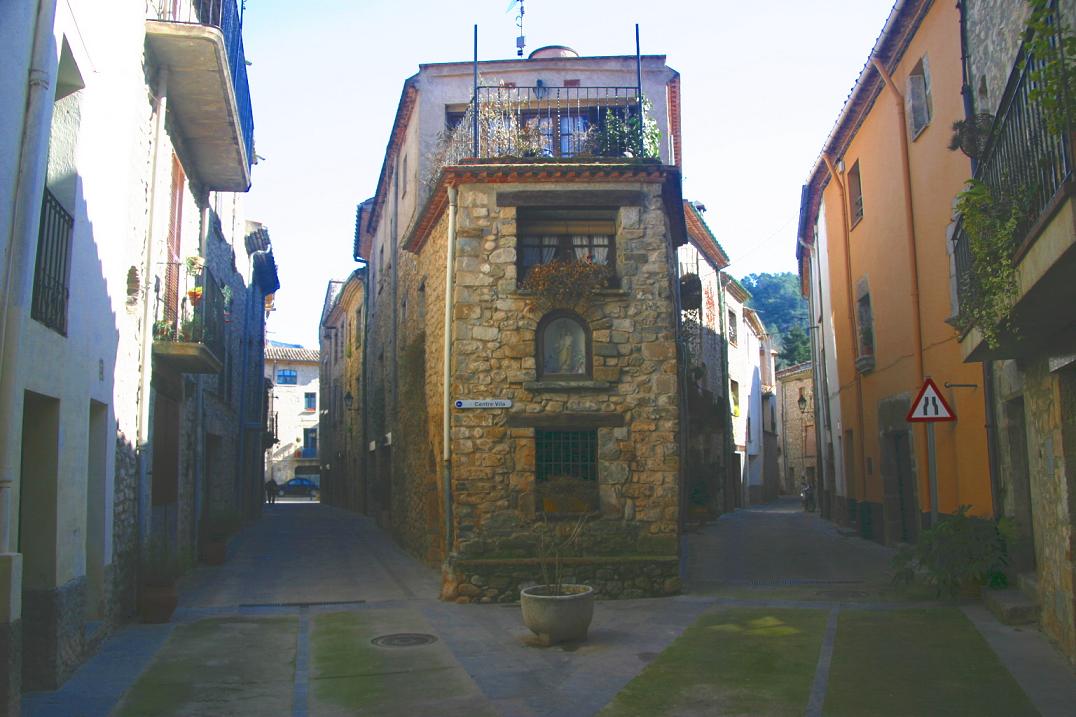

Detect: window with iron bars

[31,188,74,334]
[535,429,599,514]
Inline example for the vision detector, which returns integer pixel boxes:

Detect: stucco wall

[266,359,320,486]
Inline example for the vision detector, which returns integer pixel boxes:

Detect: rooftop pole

[635,24,644,157]
[473,25,479,158]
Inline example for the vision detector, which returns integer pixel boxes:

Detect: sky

[242,0,897,347]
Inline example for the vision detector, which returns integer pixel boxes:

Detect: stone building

[0,2,273,711]
[957,0,1076,664]
[264,345,321,491]
[351,44,688,600]
[777,362,816,496]
[318,267,366,513]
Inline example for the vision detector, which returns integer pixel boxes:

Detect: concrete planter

[520,584,594,646]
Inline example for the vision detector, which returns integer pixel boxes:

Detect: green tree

[778,324,811,368]
[741,272,810,368]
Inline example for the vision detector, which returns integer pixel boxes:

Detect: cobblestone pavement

[22,499,1076,716]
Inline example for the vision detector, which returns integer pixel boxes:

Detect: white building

[264,346,321,489]
[0,1,271,707]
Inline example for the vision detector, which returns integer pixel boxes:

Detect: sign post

[906,378,956,526]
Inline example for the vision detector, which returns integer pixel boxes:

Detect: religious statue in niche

[542,317,585,376]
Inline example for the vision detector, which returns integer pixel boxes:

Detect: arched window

[537,311,590,380]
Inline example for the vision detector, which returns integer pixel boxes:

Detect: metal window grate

[535,429,597,482]
[31,188,73,334]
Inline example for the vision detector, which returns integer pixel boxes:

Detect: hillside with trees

[741,272,810,369]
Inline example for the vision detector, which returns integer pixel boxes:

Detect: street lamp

[343,391,360,412]
[798,392,808,414]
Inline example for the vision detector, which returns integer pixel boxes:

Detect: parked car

[278,477,319,499]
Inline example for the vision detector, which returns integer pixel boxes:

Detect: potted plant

[520,514,595,646]
[185,255,205,277]
[153,318,174,342]
[200,509,240,566]
[520,259,612,312]
[139,534,179,623]
[186,286,203,306]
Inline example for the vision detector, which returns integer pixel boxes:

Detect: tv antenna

[507,0,526,57]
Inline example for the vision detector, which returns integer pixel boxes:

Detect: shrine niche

[537,311,590,379]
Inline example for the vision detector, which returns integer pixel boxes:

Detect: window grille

[31,188,73,334]
[535,429,597,482]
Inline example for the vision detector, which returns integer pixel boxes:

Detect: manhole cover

[371,633,438,648]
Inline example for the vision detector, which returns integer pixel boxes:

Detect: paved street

[23,499,1076,716]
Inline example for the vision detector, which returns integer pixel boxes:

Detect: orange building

[796,0,992,544]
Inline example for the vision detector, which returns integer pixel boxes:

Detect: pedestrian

[265,478,277,504]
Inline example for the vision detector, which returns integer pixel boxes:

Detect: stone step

[1018,572,1039,602]
[984,588,1039,626]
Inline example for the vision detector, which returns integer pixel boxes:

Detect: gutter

[0,0,60,554]
[442,186,458,563]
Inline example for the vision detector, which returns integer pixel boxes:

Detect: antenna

[512,0,526,57]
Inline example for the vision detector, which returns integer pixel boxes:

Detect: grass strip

[114,616,298,717]
[600,606,828,717]
[824,608,1037,716]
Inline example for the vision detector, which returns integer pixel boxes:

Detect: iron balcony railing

[454,85,646,161]
[151,0,254,172]
[154,266,226,361]
[31,188,73,335]
[953,31,1073,310]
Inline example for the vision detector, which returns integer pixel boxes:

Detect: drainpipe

[442,185,458,560]
[821,154,869,513]
[0,0,60,555]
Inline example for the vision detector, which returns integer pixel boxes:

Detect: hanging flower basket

[187,287,204,306]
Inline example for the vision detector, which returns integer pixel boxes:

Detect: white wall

[265,359,320,484]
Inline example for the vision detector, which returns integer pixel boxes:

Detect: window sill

[523,379,612,392]
[509,288,628,300]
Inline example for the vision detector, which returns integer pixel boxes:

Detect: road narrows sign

[906,378,955,422]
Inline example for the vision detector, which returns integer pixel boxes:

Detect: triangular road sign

[906,378,956,422]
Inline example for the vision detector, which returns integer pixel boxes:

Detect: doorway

[85,401,108,620]
[1004,398,1036,573]
[885,431,918,543]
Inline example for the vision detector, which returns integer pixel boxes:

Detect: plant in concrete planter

[521,514,595,646]
[140,534,179,623]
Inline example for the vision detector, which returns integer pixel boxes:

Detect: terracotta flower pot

[520,584,594,646]
[139,583,178,624]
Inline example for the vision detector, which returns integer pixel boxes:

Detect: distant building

[777,362,816,496]
[264,346,320,489]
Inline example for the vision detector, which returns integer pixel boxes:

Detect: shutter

[921,55,933,123]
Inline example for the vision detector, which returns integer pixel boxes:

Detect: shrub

[892,505,1015,596]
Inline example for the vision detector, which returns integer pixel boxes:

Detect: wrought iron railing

[31,188,73,334]
[953,29,1073,309]
[153,266,225,361]
[457,85,645,160]
[150,0,254,171]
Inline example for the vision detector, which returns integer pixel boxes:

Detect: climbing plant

[1025,0,1076,135]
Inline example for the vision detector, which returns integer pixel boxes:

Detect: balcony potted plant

[520,514,594,646]
[186,286,204,307]
[185,255,205,277]
[139,534,179,624]
[153,318,175,342]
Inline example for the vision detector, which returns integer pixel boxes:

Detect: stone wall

[964,0,1032,117]
[422,178,682,600]
[110,432,140,623]
[21,577,84,691]
[778,366,815,494]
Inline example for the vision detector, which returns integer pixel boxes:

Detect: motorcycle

[800,481,816,512]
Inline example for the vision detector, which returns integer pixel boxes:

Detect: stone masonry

[397,165,685,602]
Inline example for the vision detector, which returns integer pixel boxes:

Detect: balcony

[953,36,1076,361]
[145,0,254,191]
[153,268,225,374]
[441,85,653,164]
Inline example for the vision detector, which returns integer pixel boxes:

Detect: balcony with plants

[152,259,228,374]
[425,84,662,196]
[145,0,254,191]
[952,1,1076,361]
